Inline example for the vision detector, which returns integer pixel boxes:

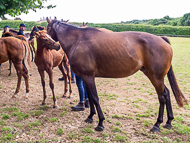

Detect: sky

[4,0,190,23]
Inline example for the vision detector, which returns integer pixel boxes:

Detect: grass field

[0,31,190,142]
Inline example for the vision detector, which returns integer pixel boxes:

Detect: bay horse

[46,19,188,132]
[0,35,31,98]
[29,26,72,108]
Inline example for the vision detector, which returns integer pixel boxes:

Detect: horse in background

[29,26,72,108]
[81,22,113,32]
[46,19,188,132]
[0,35,31,98]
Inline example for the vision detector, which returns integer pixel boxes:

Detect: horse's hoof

[95,125,104,131]
[42,103,46,105]
[53,105,58,109]
[62,95,66,98]
[150,126,160,132]
[23,96,28,99]
[68,96,72,99]
[12,95,16,98]
[85,118,93,123]
[163,123,172,129]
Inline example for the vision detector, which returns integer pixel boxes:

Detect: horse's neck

[36,38,45,54]
[57,29,80,56]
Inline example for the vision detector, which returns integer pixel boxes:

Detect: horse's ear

[46,17,51,23]
[61,19,63,22]
[86,22,88,26]
[54,17,57,20]
[66,19,69,23]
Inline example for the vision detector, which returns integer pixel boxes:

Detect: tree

[0,0,56,18]
[179,13,190,26]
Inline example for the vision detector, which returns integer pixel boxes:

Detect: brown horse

[29,26,72,108]
[46,19,188,132]
[0,35,31,98]
[82,22,113,33]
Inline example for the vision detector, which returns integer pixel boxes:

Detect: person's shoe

[68,78,75,84]
[85,100,90,108]
[71,102,85,111]
[59,77,64,81]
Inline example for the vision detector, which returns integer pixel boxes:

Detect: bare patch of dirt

[0,61,189,142]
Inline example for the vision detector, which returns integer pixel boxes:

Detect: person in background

[18,23,26,36]
[71,75,90,111]
[0,25,10,69]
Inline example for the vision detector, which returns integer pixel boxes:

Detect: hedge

[1,20,190,36]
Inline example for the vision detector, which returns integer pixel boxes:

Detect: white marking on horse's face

[45,33,55,42]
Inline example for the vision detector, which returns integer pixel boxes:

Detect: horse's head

[35,30,60,51]
[46,17,59,42]
[29,26,39,41]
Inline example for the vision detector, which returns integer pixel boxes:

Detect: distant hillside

[121,13,190,26]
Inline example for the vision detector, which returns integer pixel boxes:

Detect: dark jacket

[18,29,24,36]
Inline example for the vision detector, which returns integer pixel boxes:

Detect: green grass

[12,112,29,121]
[30,110,43,116]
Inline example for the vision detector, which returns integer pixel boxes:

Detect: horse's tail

[167,66,188,107]
[161,36,188,107]
[22,43,31,73]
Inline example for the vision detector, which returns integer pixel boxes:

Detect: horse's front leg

[22,67,29,99]
[82,76,105,131]
[38,68,47,105]
[47,68,58,108]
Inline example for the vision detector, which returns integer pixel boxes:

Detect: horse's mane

[9,29,18,34]
[2,32,14,37]
[51,20,100,32]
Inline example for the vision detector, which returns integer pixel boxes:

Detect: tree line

[121,13,190,26]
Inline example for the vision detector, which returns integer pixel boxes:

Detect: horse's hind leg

[47,68,58,108]
[58,62,68,98]
[12,62,22,98]
[38,68,47,105]
[162,85,174,129]
[143,71,174,132]
[8,60,12,76]
[82,76,105,131]
[64,61,72,98]
[22,67,29,98]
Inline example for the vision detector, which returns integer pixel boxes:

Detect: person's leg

[70,70,75,83]
[83,84,90,108]
[71,75,85,111]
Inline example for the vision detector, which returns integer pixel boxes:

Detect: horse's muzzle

[50,41,60,51]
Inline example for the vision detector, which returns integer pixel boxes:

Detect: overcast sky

[4,0,190,23]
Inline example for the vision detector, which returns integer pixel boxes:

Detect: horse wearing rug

[46,19,188,132]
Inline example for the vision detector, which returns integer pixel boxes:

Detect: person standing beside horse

[0,25,12,72]
[18,23,26,36]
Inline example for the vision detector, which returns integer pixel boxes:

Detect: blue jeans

[65,66,75,79]
[76,75,88,103]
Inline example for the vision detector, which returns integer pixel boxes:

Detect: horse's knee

[49,82,54,89]
[159,95,166,104]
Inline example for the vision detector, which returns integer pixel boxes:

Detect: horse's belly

[95,59,142,78]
